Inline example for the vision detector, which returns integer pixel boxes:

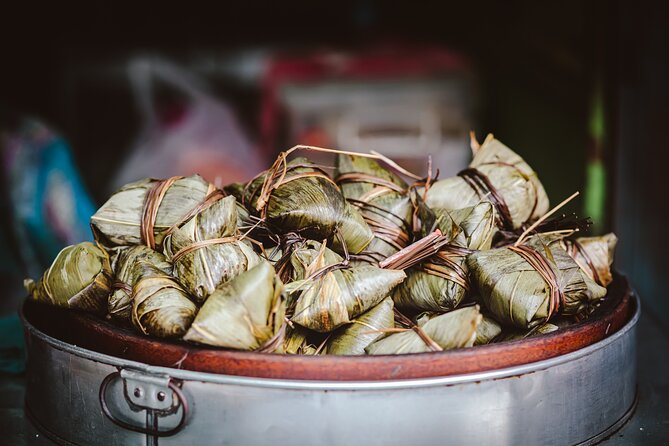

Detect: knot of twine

[458,168,514,231]
[508,244,565,319]
[562,239,603,286]
[140,176,224,249]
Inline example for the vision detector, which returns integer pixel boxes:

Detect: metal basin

[21,277,639,446]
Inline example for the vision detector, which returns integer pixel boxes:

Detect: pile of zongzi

[25,135,619,355]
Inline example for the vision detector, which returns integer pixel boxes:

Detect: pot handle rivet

[99,370,189,437]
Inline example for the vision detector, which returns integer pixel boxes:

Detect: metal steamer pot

[21,275,638,446]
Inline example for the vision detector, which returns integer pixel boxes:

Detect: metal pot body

[23,296,639,446]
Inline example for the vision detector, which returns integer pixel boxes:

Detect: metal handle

[99,370,189,437]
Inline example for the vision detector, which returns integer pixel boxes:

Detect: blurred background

[0,0,666,347]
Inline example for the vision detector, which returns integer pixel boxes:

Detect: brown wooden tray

[22,273,634,381]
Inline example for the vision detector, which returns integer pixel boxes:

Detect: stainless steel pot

[22,294,639,446]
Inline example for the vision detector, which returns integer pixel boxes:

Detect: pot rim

[21,293,639,390]
[20,275,639,386]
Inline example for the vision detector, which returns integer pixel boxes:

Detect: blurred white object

[281,79,473,177]
[111,58,264,191]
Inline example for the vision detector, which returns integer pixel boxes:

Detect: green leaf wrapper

[366,306,482,355]
[467,235,607,329]
[25,242,112,315]
[183,262,285,350]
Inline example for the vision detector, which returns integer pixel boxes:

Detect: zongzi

[496,323,559,342]
[289,239,343,280]
[366,305,482,355]
[131,263,197,338]
[108,245,172,321]
[561,233,617,287]
[432,202,497,251]
[335,154,412,260]
[163,195,262,303]
[91,174,218,248]
[392,202,494,313]
[244,156,374,254]
[392,248,471,312]
[288,241,406,332]
[166,236,261,304]
[467,234,607,329]
[282,326,319,355]
[425,134,549,230]
[24,242,112,314]
[183,262,285,350]
[22,138,622,357]
[325,296,395,355]
[474,314,503,345]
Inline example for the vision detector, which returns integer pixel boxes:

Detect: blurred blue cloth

[2,119,96,278]
[0,119,97,372]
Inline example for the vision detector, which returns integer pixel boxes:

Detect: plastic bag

[110,58,265,191]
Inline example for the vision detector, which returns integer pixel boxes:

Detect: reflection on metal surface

[576,392,638,446]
